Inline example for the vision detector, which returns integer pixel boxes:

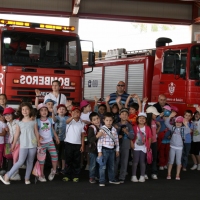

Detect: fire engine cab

[0,19,94,107]
[83,38,200,115]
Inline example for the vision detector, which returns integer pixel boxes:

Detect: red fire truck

[83,38,200,115]
[0,19,94,107]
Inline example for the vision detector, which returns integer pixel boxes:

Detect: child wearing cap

[3,107,21,181]
[51,104,69,174]
[63,106,85,182]
[165,112,191,180]
[181,110,193,171]
[80,100,92,125]
[115,108,134,183]
[36,103,59,182]
[146,106,161,180]
[131,112,152,183]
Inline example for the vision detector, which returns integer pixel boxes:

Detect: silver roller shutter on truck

[84,67,103,100]
[127,63,144,100]
[104,65,126,98]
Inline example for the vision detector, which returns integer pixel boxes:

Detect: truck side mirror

[88,52,95,67]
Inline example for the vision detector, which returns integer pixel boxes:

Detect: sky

[0,14,191,52]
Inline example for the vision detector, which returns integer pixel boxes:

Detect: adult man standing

[108,81,133,106]
[153,94,168,113]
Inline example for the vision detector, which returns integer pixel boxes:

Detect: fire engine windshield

[190,46,200,80]
[1,30,81,70]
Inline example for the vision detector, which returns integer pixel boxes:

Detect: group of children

[0,90,200,186]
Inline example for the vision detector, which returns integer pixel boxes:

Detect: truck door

[158,49,188,110]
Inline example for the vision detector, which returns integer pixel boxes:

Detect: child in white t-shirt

[37,103,59,182]
[63,107,85,182]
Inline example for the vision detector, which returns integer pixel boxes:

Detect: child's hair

[52,80,61,86]
[129,102,139,111]
[111,103,119,112]
[18,102,34,121]
[98,104,107,110]
[184,109,193,116]
[37,107,50,118]
[0,94,7,100]
[89,112,99,121]
[192,111,200,121]
[104,112,114,119]
[146,113,153,128]
[0,110,3,116]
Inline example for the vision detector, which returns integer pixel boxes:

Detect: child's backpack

[170,126,185,141]
[37,117,54,137]
[87,124,97,151]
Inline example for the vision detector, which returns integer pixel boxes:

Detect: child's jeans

[181,143,191,168]
[89,152,99,179]
[99,148,115,184]
[12,144,20,164]
[0,144,4,168]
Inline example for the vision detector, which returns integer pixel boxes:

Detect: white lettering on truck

[20,75,70,86]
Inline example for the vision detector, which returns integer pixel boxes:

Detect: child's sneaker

[138,176,145,182]
[182,168,187,171]
[191,164,197,170]
[99,183,105,186]
[109,179,120,184]
[73,178,79,182]
[197,164,200,170]
[144,174,148,179]
[159,166,164,170]
[48,168,56,181]
[119,179,124,183]
[62,177,70,182]
[38,176,47,182]
[151,174,158,180]
[164,165,168,169]
[131,176,138,182]
[175,176,180,180]
[89,178,96,183]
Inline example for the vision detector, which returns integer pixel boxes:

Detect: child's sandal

[175,176,180,180]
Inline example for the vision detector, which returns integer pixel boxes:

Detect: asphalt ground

[0,160,199,200]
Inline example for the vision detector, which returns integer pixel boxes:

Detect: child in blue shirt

[52,104,69,174]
